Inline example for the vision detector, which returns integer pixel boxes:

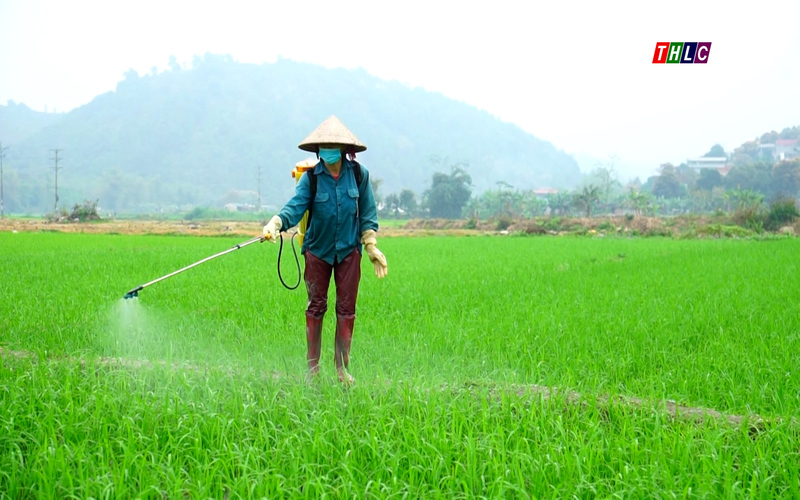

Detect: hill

[0,101,63,144]
[0,54,581,213]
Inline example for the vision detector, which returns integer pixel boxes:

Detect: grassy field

[1,232,799,497]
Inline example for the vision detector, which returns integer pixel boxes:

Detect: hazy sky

[1,0,798,180]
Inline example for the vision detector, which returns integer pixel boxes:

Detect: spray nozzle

[123,286,143,300]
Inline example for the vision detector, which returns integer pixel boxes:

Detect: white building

[686,157,728,170]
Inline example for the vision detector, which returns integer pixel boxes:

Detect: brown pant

[304,249,362,319]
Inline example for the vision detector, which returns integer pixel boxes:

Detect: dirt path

[0,218,451,238]
[0,218,264,237]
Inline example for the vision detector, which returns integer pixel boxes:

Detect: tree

[725,161,771,194]
[572,185,600,217]
[779,126,800,140]
[652,163,683,198]
[370,177,384,207]
[547,191,572,216]
[703,144,727,157]
[695,168,723,191]
[398,189,417,214]
[771,159,800,197]
[384,193,400,216]
[168,55,181,71]
[734,188,764,211]
[581,155,621,209]
[423,165,472,219]
[600,168,621,204]
[626,190,650,216]
[687,188,712,213]
[760,131,779,144]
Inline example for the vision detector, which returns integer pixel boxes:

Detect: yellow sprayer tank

[291,158,317,248]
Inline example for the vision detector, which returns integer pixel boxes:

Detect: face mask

[319,148,342,165]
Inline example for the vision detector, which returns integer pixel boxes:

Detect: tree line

[375,138,800,222]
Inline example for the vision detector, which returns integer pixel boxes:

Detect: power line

[0,142,8,219]
[50,149,63,214]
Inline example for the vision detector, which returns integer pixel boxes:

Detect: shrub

[184,206,210,221]
[523,222,546,235]
[46,200,101,223]
[494,214,513,231]
[732,206,766,233]
[699,224,753,238]
[766,197,799,230]
[542,217,563,231]
[70,199,101,222]
[597,220,614,231]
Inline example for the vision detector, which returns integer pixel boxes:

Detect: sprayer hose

[277,232,302,290]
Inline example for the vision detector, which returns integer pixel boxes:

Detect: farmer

[263,116,388,383]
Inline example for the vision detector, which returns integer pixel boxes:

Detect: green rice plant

[1,232,799,497]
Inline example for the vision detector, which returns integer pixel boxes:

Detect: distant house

[687,156,732,177]
[775,139,799,160]
[754,140,798,162]
[686,157,728,170]
[224,203,257,212]
[532,188,558,198]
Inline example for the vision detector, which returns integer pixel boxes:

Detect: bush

[698,224,753,238]
[766,197,799,230]
[494,214,513,231]
[542,217,563,231]
[597,220,614,231]
[45,208,70,223]
[184,206,211,221]
[732,206,766,233]
[522,222,546,235]
[70,199,101,222]
[46,199,101,223]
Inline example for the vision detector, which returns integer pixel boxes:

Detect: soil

[1,215,797,238]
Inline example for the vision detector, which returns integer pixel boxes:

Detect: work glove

[361,229,388,278]
[262,215,282,243]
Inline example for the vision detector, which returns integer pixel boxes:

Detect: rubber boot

[334,315,355,384]
[306,313,323,378]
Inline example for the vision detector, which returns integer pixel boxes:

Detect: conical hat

[298,115,367,153]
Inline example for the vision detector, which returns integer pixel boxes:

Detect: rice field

[1,231,799,498]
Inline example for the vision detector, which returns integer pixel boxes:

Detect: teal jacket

[278,159,379,265]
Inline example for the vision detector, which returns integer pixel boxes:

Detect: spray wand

[123,232,300,299]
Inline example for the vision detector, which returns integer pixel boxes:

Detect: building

[686,157,728,169]
[775,139,799,161]
[532,188,558,198]
[757,143,776,158]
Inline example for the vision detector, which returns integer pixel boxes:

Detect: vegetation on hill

[0,54,580,214]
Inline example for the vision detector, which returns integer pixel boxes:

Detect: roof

[533,188,559,195]
[776,139,798,146]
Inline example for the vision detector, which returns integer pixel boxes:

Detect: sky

[1,0,799,181]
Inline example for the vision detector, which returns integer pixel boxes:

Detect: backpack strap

[308,170,318,218]
[353,162,364,192]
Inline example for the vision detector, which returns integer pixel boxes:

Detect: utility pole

[50,149,63,214]
[257,165,262,213]
[0,142,8,219]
